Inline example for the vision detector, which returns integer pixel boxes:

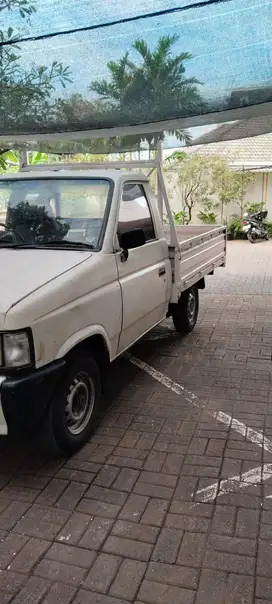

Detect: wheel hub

[187,291,196,323]
[65,372,94,435]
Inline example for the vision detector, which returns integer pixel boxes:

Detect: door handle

[158,267,166,277]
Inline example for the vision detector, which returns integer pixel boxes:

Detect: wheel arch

[55,327,111,376]
[196,277,205,290]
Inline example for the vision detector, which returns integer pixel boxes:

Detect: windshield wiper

[0,240,95,250]
[38,240,95,249]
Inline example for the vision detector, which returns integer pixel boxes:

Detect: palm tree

[90,34,202,151]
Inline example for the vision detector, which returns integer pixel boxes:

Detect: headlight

[2,331,32,368]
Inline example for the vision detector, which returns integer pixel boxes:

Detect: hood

[0,248,91,319]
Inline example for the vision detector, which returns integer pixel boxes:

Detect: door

[116,182,171,353]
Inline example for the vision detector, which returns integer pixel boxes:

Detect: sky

[2,0,272,144]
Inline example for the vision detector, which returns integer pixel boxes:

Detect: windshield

[0,178,111,249]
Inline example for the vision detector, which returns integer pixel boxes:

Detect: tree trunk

[220,201,224,224]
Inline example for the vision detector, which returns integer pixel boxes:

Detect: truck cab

[0,168,174,453]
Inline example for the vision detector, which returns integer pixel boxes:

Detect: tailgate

[165,224,226,295]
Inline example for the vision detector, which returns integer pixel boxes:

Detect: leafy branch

[0,0,36,18]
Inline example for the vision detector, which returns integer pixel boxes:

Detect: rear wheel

[172,286,199,334]
[45,352,101,455]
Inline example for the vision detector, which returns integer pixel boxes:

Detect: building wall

[165,171,271,224]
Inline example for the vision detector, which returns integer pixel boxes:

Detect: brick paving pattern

[1,240,272,603]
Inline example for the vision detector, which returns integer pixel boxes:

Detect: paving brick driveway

[1,240,272,604]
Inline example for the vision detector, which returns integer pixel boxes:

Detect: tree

[212,163,255,222]
[0,0,71,139]
[166,153,255,224]
[166,154,218,223]
[197,201,217,224]
[0,0,36,17]
[90,34,202,151]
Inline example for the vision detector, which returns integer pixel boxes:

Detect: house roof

[189,116,272,145]
[186,126,272,169]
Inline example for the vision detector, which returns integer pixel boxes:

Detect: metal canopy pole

[20,150,28,169]
[156,142,163,219]
[20,159,157,172]
[156,160,179,248]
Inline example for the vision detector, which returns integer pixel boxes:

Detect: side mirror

[119,228,146,251]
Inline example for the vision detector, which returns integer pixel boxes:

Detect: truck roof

[0,169,149,182]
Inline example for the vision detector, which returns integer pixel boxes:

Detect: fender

[55,325,112,361]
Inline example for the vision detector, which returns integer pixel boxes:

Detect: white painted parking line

[126,352,272,501]
[196,464,272,503]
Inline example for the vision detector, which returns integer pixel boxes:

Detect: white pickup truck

[0,158,226,453]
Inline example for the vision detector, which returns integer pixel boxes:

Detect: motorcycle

[242,209,269,243]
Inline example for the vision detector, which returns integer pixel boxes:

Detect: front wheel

[172,286,199,334]
[247,231,257,243]
[46,353,101,455]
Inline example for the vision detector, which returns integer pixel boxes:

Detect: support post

[157,142,163,219]
[157,160,179,249]
[20,150,28,169]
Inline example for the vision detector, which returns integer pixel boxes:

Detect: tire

[172,286,199,334]
[247,231,256,243]
[46,352,101,455]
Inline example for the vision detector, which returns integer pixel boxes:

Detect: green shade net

[1,0,272,151]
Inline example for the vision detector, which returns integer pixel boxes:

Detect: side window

[118,183,156,244]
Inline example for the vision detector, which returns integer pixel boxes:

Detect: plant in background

[197,198,217,224]
[0,149,18,171]
[91,35,203,153]
[198,210,217,224]
[0,0,72,133]
[166,151,187,164]
[245,202,264,214]
[166,153,219,224]
[0,0,36,18]
[172,210,188,225]
[212,166,255,222]
[163,209,188,225]
[166,152,256,224]
[265,221,272,238]
[227,215,243,238]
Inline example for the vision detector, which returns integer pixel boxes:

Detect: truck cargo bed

[164,224,227,298]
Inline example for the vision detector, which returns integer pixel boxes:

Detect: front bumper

[0,360,66,436]
[0,377,7,435]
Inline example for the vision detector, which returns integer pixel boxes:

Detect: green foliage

[29,152,49,165]
[90,34,203,148]
[265,221,272,238]
[172,210,188,225]
[246,202,264,214]
[1,0,71,132]
[0,149,20,172]
[166,153,256,224]
[0,150,50,172]
[197,210,217,224]
[166,153,220,223]
[227,215,243,238]
[0,0,36,18]
[166,151,187,164]
[197,197,217,224]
